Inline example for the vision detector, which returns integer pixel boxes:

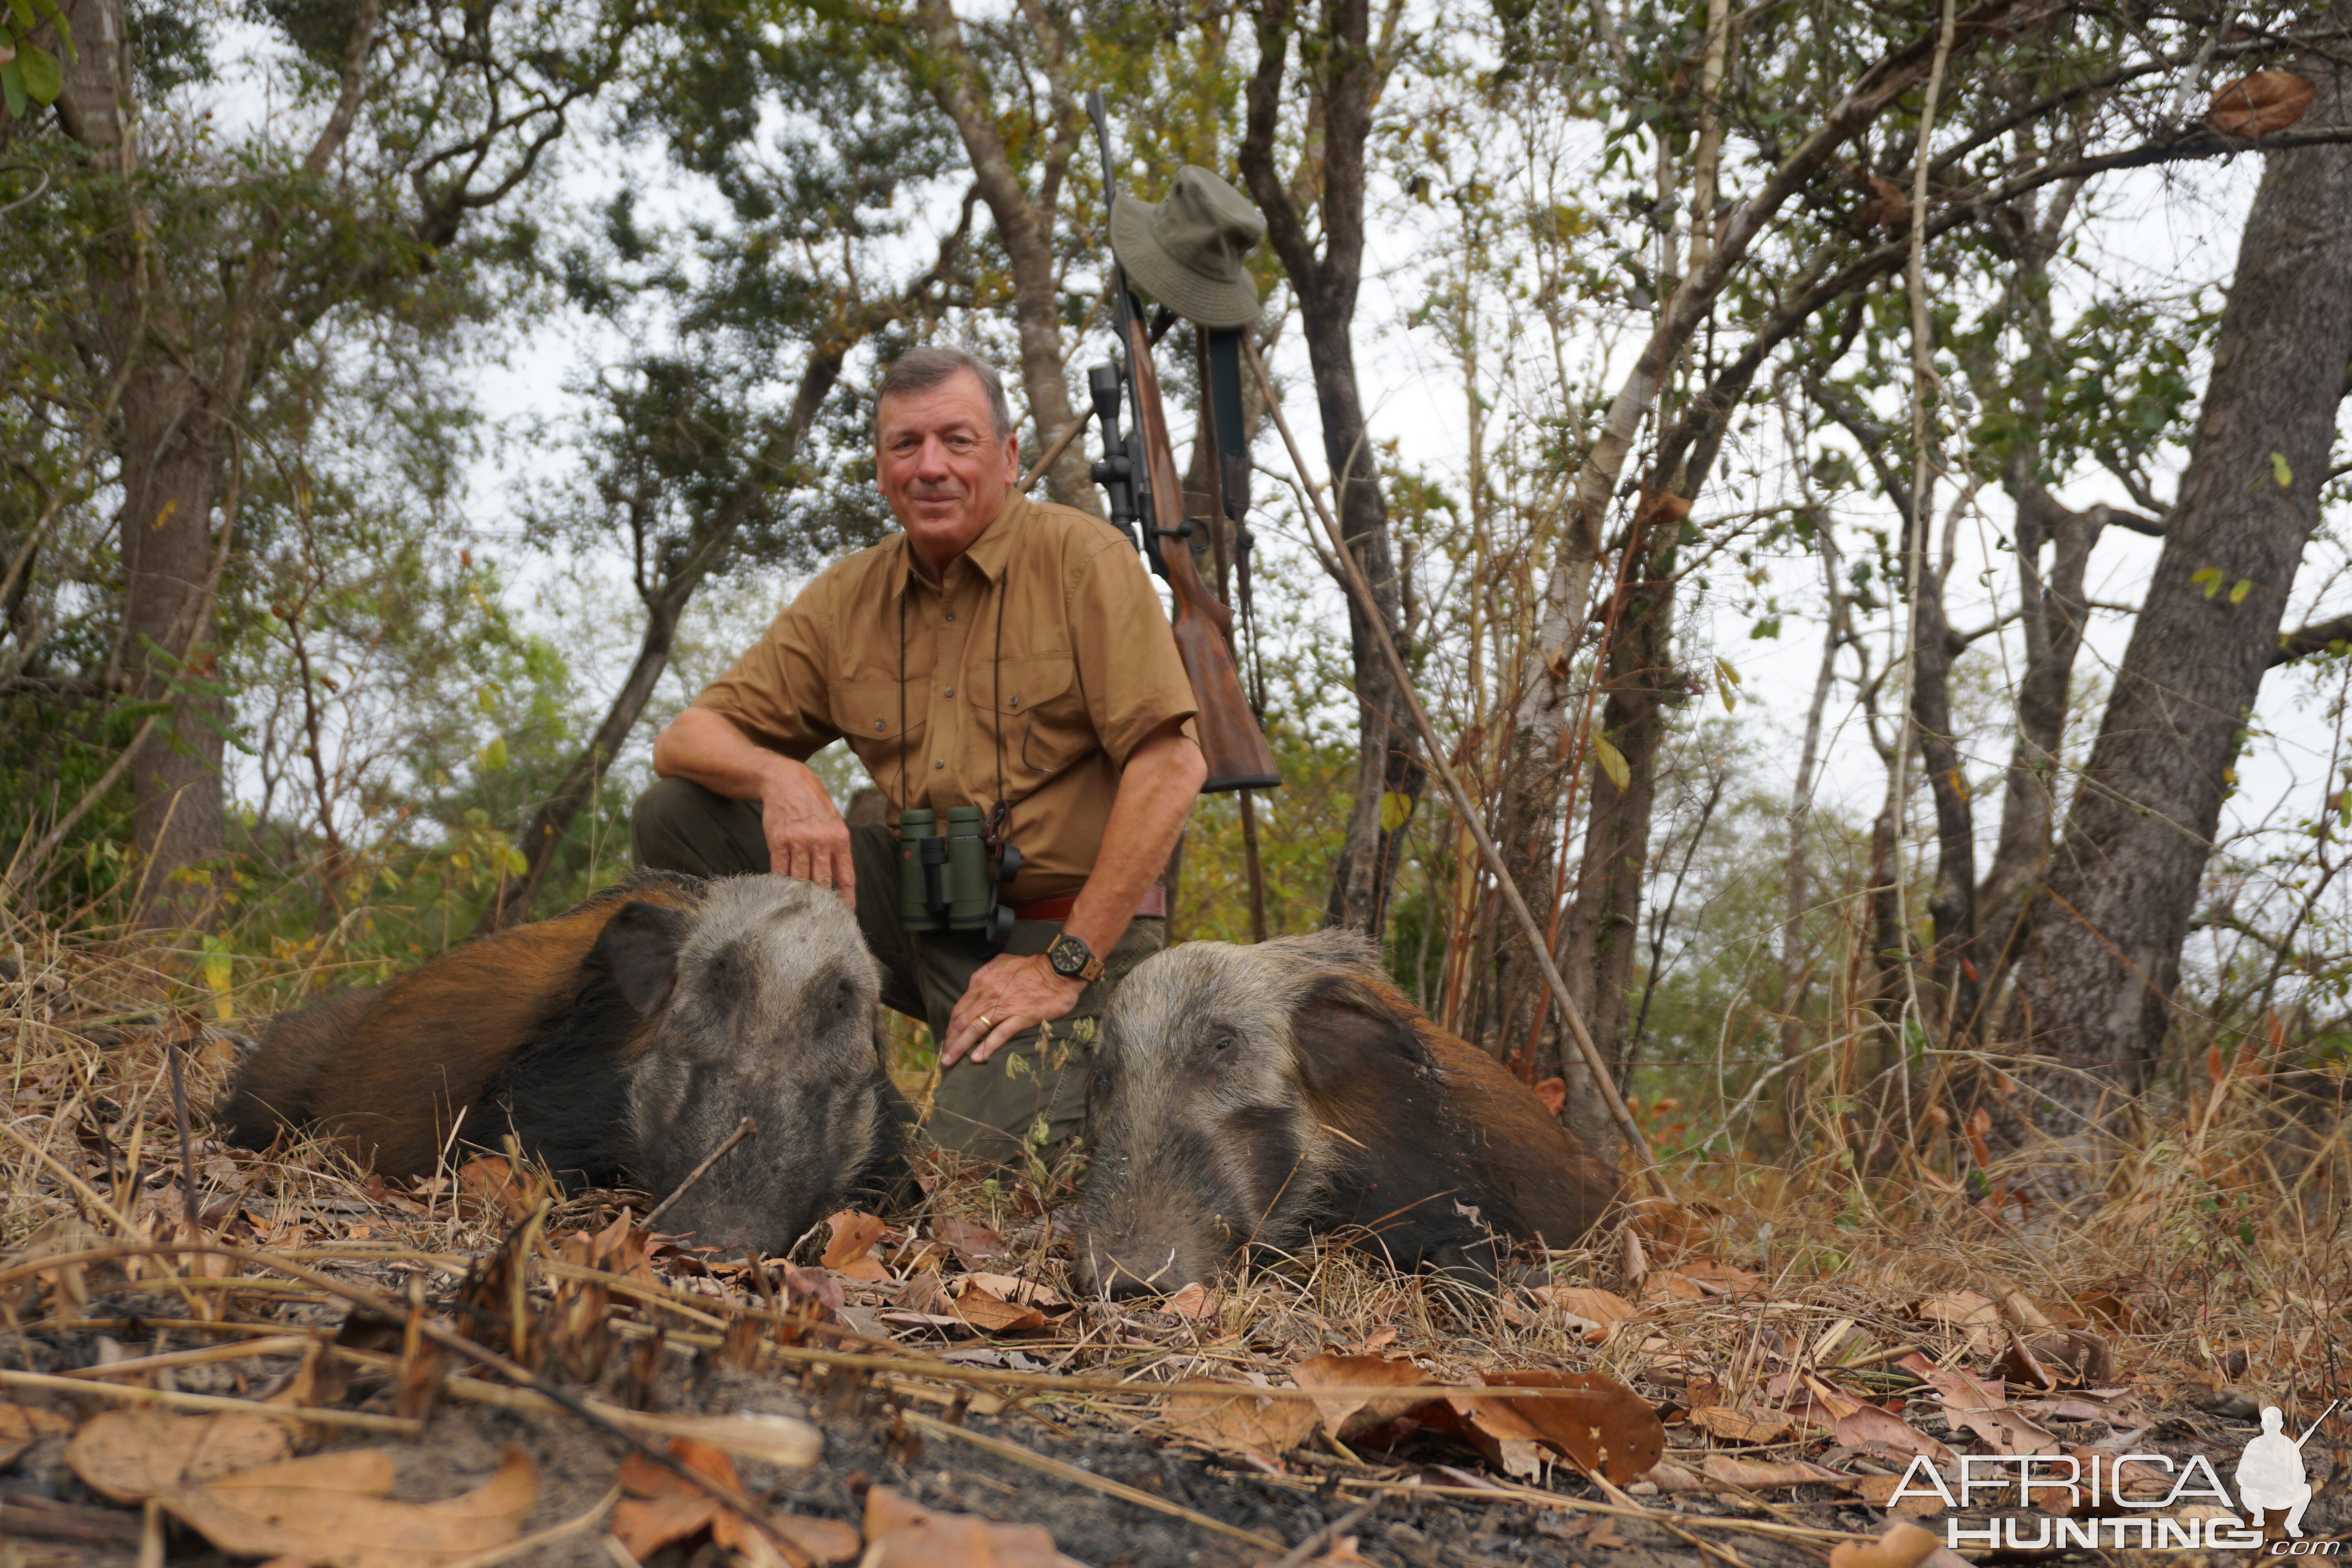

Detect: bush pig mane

[222,872,708,1176]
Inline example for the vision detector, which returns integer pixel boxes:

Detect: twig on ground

[1266,1495,1380,1568]
[643,1115,755,1229]
[0,1365,422,1433]
[166,1014,200,1233]
[59,1334,315,1380]
[901,1407,1287,1554]
[439,1485,619,1568]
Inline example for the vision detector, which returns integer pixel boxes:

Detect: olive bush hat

[1110,165,1266,328]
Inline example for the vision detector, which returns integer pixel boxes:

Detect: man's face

[875,369,1020,573]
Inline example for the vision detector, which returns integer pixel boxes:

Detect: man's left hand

[941,953,1086,1068]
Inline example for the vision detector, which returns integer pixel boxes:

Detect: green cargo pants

[630,777,1163,1170]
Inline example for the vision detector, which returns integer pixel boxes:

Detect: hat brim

[1111,195,1263,330]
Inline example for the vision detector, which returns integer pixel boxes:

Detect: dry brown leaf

[1854,1471,1950,1519]
[1831,1520,1939,1568]
[962,1272,1065,1308]
[2207,70,2317,138]
[1165,1388,1319,1457]
[1917,1362,2005,1412]
[0,1403,70,1468]
[1468,1370,1664,1484]
[821,1210,890,1272]
[2021,1330,2114,1387]
[754,1514,862,1564]
[455,1156,549,1225]
[1999,1289,2055,1332]
[1702,1454,1852,1489]
[1689,1405,1793,1445]
[1292,1354,1435,1440]
[2072,1287,2148,1335]
[613,1438,740,1557]
[1269,1539,1372,1566]
[953,1281,1045,1334]
[1419,1394,1546,1479]
[1950,1404,2061,1460]
[159,1445,536,1568]
[861,1485,1086,1567]
[1526,1285,1639,1343]
[66,1408,294,1503]
[1161,1283,1221,1320]
[1911,1289,2001,1356]
[1829,1405,1956,1467]
[1531,1078,1567,1115]
[933,1217,1009,1270]
[1662,1260,1763,1299]
[617,1411,822,1472]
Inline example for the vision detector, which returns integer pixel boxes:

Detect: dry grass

[4,914,2350,1565]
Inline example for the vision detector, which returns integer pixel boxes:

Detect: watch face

[1049,934,1091,977]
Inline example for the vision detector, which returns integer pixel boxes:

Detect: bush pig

[1079,929,1619,1294]
[218,872,900,1253]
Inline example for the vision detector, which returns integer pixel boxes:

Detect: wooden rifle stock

[1122,315,1281,791]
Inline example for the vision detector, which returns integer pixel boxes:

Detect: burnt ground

[5,1273,2345,1568]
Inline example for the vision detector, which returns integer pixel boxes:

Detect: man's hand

[652,706,855,904]
[762,766,855,902]
[941,953,1085,1067]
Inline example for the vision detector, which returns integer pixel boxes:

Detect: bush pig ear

[1287,976,1430,1098]
[591,900,689,1016]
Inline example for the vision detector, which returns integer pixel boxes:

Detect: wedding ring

[977,1015,995,1032]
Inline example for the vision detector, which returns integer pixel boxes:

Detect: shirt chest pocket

[968,652,1087,778]
[830,679,925,775]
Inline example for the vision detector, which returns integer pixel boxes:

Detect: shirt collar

[890,489,1027,598]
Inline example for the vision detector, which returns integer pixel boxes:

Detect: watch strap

[1049,932,1106,984]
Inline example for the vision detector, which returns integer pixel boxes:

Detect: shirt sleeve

[1068,532,1200,769]
[690,573,840,759]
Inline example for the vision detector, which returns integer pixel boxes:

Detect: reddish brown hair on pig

[216,873,902,1254]
[1079,929,1619,1295]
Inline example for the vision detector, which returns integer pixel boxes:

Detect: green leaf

[1592,733,1632,793]
[479,735,509,772]
[5,0,28,33]
[16,42,58,103]
[1377,790,1413,835]
[2229,577,2253,606]
[2191,566,2223,599]
[2272,451,2294,488]
[1713,655,1740,711]
[1,60,26,118]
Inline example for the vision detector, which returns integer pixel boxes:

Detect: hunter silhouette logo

[2238,1403,2336,1540]
[1886,1399,2341,1552]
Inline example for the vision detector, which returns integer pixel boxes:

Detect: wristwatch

[1046,932,1105,984]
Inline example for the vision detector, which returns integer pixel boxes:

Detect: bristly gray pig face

[1078,930,1376,1296]
[594,876,890,1254]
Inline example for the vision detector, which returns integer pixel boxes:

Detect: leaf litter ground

[4,938,2351,1566]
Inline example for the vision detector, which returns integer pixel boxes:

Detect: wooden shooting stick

[1243,339,1670,1199]
[1018,413,1093,495]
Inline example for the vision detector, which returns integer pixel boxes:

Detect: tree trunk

[911,0,1093,512]
[1548,509,1677,1150]
[2002,32,2352,1164]
[1238,0,1422,938]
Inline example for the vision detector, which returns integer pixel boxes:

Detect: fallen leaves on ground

[1688,1404,1793,1445]
[1165,1387,1320,1457]
[933,1217,1009,1270]
[613,1437,857,1564]
[611,1410,822,1471]
[0,1402,70,1468]
[1911,1289,2002,1357]
[1831,1520,1940,1568]
[1161,1282,1221,1320]
[1293,1352,1433,1440]
[1704,1454,1855,1489]
[455,1156,554,1225]
[860,1484,1087,1567]
[1526,1285,1639,1343]
[953,1278,1047,1333]
[156,1444,537,1568]
[65,1408,294,1503]
[822,1211,893,1282]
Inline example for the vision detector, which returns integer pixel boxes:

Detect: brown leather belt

[1008,885,1167,923]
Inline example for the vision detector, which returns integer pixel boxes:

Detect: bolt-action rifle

[1086,92,1281,794]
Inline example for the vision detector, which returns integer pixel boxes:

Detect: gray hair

[876,346,1015,441]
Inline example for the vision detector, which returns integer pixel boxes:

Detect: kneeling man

[635,346,1205,1167]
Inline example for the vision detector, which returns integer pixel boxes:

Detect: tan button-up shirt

[692,493,1198,900]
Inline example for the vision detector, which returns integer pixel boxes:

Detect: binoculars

[898,806,1022,947]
